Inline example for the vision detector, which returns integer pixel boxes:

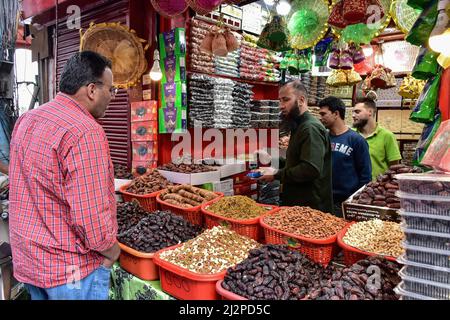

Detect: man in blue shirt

[319,96,372,217]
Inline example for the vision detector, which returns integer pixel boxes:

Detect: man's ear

[86,83,96,100]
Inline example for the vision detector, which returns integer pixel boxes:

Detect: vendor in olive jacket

[258,80,334,214]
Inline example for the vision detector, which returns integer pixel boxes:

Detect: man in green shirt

[353,97,402,180]
[258,80,334,214]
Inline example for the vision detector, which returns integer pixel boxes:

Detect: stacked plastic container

[394,173,450,300]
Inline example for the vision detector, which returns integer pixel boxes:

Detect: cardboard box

[231,172,251,185]
[132,160,158,176]
[161,81,187,109]
[161,55,186,84]
[131,121,158,141]
[159,28,186,60]
[132,141,158,161]
[201,179,234,193]
[342,186,401,222]
[158,169,221,185]
[159,106,187,134]
[234,181,258,195]
[131,101,157,122]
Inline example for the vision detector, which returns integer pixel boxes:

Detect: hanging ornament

[150,0,189,18]
[187,0,223,15]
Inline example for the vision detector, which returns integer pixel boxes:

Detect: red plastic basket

[216,280,248,300]
[260,209,347,266]
[201,199,278,241]
[118,242,159,281]
[337,222,399,266]
[119,184,161,212]
[156,191,223,226]
[153,244,226,300]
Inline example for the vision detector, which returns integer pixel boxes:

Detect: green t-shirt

[357,125,402,180]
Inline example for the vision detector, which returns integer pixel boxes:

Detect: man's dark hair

[356,97,377,112]
[318,96,346,120]
[280,79,308,98]
[59,51,112,95]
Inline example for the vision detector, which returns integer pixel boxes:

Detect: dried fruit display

[158,226,260,274]
[114,164,133,179]
[262,206,347,239]
[125,170,173,195]
[158,162,217,173]
[117,210,202,253]
[117,202,148,234]
[208,196,268,220]
[352,164,422,208]
[160,184,220,208]
[342,220,404,258]
[308,257,401,300]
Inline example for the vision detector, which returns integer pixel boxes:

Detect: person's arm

[0,162,8,175]
[64,130,119,266]
[354,137,372,188]
[274,126,325,184]
[385,132,402,165]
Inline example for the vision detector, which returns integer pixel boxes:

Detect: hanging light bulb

[264,0,275,5]
[149,49,162,81]
[276,0,291,16]
[429,0,450,54]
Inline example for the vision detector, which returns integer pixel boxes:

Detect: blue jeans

[25,265,111,300]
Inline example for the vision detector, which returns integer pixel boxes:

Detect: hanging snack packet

[410,73,441,124]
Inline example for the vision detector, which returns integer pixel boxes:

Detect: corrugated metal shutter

[56,0,130,166]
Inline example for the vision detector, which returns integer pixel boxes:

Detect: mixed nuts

[208,196,269,220]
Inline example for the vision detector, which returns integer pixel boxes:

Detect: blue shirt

[330,128,372,202]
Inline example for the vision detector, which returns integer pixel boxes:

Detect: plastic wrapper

[413,111,442,166]
[421,119,450,172]
[406,0,438,46]
[410,73,441,124]
[411,47,439,80]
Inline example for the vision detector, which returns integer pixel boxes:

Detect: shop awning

[22,0,70,19]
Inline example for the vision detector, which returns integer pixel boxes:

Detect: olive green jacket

[275,111,334,214]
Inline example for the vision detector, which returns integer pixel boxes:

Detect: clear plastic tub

[394,282,438,300]
[395,173,450,196]
[399,268,450,300]
[396,191,450,216]
[400,211,450,234]
[400,223,450,251]
[403,242,450,268]
[397,254,450,285]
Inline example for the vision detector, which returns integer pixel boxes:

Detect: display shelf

[187,70,280,87]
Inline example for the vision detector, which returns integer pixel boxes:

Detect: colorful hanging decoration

[328,42,366,70]
[405,0,439,46]
[326,69,362,87]
[187,0,223,15]
[390,0,423,34]
[257,14,291,51]
[330,0,392,44]
[314,37,333,67]
[287,0,330,50]
[200,18,240,57]
[150,0,189,18]
[363,64,397,90]
[398,74,427,99]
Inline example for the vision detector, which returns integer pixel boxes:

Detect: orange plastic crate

[201,199,278,241]
[260,209,347,266]
[118,242,159,281]
[153,244,226,300]
[156,192,223,226]
[337,222,399,266]
[119,184,160,212]
[216,280,247,300]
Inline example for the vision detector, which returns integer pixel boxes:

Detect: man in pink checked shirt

[8,51,120,300]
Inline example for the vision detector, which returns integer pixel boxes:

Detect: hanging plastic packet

[413,112,442,166]
[410,72,441,124]
[406,0,438,46]
[407,0,431,10]
[421,120,450,172]
[411,47,440,80]
[314,37,333,67]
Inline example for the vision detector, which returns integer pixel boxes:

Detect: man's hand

[99,242,120,268]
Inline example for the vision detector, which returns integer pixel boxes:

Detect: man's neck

[329,121,349,136]
[360,119,377,137]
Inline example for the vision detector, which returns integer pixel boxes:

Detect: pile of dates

[114,164,133,179]
[353,164,422,208]
[307,256,401,300]
[117,210,202,253]
[117,202,149,234]
[222,245,333,300]
[158,162,217,173]
[125,170,173,195]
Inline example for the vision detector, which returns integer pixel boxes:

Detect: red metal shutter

[56,0,131,167]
